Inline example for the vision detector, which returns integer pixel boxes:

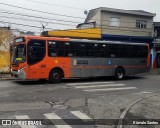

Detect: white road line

[133,91,152,94]
[15,115,36,128]
[70,111,91,119]
[84,87,137,92]
[67,82,114,86]
[44,113,72,128]
[0,84,17,88]
[75,84,125,89]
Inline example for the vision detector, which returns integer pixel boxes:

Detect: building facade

[78,7,156,43]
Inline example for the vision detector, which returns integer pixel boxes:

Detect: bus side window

[101,44,106,57]
[56,42,64,56]
[64,42,70,57]
[94,44,104,57]
[108,44,117,58]
[70,42,80,57]
[48,41,57,57]
[28,40,46,65]
[80,43,86,57]
[86,43,94,57]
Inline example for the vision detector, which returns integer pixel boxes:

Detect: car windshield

[12,44,26,64]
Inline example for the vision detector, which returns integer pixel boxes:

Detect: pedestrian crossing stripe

[84,87,137,92]
[70,111,91,119]
[6,111,92,128]
[15,115,36,128]
[75,84,125,89]
[67,82,114,86]
[66,81,138,92]
[44,113,72,128]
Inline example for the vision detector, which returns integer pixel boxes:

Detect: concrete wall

[87,10,101,28]
[0,27,11,73]
[88,10,154,37]
[102,12,153,36]
[101,11,153,37]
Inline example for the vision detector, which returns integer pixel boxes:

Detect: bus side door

[27,39,46,79]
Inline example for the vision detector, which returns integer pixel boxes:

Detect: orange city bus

[11,36,150,83]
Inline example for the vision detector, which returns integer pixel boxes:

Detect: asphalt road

[0,74,160,128]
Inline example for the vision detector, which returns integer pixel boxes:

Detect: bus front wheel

[115,67,125,80]
[49,70,63,84]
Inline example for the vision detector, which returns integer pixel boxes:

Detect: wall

[101,11,154,37]
[87,9,101,28]
[0,27,11,73]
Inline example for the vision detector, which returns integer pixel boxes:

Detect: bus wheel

[49,70,63,84]
[115,67,125,80]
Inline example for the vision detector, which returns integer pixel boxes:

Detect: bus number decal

[76,60,88,65]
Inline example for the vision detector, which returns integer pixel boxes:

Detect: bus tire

[115,67,125,80]
[49,69,63,84]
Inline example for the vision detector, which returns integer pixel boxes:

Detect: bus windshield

[12,44,26,64]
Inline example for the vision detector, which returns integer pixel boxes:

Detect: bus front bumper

[11,70,26,80]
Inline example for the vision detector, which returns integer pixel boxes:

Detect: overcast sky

[0,0,159,33]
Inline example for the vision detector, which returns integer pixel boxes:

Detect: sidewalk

[149,68,160,75]
[0,73,13,80]
[122,93,160,128]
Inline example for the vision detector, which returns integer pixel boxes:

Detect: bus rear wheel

[115,67,125,80]
[49,70,63,84]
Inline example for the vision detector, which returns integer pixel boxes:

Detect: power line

[24,0,85,11]
[11,27,40,33]
[0,10,154,31]
[0,21,43,33]
[0,12,153,31]
[0,5,153,36]
[0,10,81,24]
[0,19,100,35]
[0,15,77,27]
[0,2,86,20]
[0,7,154,24]
[0,20,53,29]
[0,2,155,27]
[0,18,153,36]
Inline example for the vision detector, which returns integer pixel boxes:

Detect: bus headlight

[18,66,28,72]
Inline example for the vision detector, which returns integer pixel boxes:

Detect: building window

[110,17,120,27]
[136,20,147,29]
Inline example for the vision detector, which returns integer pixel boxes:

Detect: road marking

[67,82,114,86]
[70,111,91,119]
[15,115,36,128]
[84,87,137,92]
[0,84,17,88]
[75,84,125,89]
[133,91,152,94]
[44,113,72,128]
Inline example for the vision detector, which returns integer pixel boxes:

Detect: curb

[0,77,14,81]
[149,69,160,75]
[117,92,160,128]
